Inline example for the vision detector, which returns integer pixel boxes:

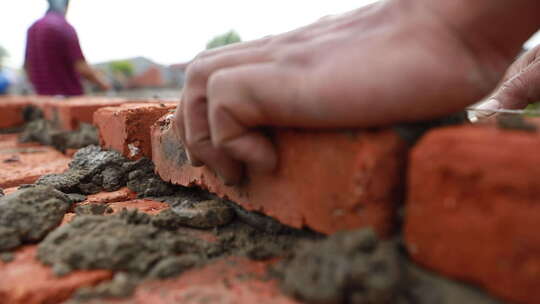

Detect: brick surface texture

[94,103,176,159]
[0,96,31,129]
[0,134,71,188]
[151,114,407,236]
[84,257,299,304]
[405,125,540,304]
[0,246,112,304]
[42,97,127,130]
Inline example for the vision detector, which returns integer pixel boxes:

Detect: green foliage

[109,60,135,77]
[206,30,242,50]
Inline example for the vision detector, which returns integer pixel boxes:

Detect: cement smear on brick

[274,229,502,304]
[0,186,72,252]
[19,119,99,152]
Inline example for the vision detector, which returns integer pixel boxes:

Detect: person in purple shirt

[25,0,109,96]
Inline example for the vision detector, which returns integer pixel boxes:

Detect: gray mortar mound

[37,145,129,194]
[37,207,316,301]
[274,229,502,304]
[37,146,174,196]
[19,119,99,152]
[37,209,213,277]
[0,186,72,252]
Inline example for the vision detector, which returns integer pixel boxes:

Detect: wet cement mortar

[0,138,507,302]
[273,229,503,304]
[8,145,315,301]
[0,186,72,253]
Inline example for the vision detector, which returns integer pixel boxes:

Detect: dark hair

[47,0,70,13]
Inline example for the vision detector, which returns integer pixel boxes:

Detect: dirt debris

[0,186,72,252]
[274,229,502,304]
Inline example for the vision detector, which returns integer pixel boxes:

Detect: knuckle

[185,57,209,84]
[207,70,231,100]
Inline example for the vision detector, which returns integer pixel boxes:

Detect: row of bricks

[93,102,540,304]
[0,95,177,131]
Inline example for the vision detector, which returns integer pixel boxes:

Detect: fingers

[206,63,309,175]
[489,59,540,111]
[181,49,273,184]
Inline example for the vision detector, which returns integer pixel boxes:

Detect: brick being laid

[151,114,407,237]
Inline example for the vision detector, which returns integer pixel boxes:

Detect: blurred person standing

[25,0,109,96]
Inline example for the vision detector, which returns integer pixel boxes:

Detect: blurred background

[1,0,540,98]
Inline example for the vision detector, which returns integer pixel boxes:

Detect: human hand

[174,0,507,185]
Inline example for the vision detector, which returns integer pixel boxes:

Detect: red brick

[405,125,540,304]
[88,257,299,304]
[0,133,40,150]
[151,114,407,236]
[41,97,127,130]
[0,246,112,304]
[0,96,31,129]
[94,103,176,159]
[0,144,71,188]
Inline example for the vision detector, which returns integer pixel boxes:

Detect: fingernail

[474,99,501,120]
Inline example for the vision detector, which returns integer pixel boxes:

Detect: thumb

[489,59,540,111]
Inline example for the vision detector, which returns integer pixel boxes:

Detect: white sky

[1,0,539,68]
[0,0,379,68]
